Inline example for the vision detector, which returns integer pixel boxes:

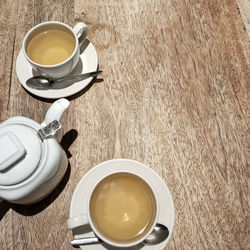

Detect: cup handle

[73,22,88,44]
[67,214,88,229]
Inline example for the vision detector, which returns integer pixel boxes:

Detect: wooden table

[0,0,249,249]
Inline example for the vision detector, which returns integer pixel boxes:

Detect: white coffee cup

[22,21,88,77]
[67,170,160,248]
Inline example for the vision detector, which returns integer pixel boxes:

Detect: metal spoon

[26,70,103,90]
[71,223,169,247]
[143,223,169,245]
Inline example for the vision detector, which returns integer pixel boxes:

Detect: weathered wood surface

[0,0,249,249]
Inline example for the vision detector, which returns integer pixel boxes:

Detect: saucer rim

[69,158,175,250]
[15,41,98,99]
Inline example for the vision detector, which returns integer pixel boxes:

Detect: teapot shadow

[0,200,10,221]
[61,129,78,158]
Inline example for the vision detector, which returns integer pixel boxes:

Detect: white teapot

[0,98,70,204]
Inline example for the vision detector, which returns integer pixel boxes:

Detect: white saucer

[69,159,175,250]
[16,40,98,99]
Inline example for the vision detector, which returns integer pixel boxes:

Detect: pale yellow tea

[27,29,75,65]
[90,173,156,243]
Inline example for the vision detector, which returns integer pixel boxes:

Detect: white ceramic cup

[67,170,160,248]
[22,21,88,77]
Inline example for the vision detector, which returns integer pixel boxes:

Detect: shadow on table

[68,77,103,102]
[101,243,144,250]
[70,226,144,250]
[0,129,77,218]
[61,129,78,158]
[72,224,93,236]
[0,200,10,221]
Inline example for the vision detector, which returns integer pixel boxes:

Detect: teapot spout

[42,98,70,140]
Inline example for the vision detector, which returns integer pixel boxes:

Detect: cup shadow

[67,76,103,101]
[101,242,144,250]
[79,39,90,54]
[70,224,169,249]
[72,224,92,236]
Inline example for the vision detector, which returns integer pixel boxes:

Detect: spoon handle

[71,237,101,247]
[55,70,103,83]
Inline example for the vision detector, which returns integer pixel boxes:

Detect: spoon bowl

[143,223,169,245]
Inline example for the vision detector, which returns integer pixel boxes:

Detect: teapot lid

[0,123,42,186]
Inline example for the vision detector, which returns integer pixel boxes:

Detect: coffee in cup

[90,172,157,243]
[22,21,88,77]
[27,29,76,65]
[67,171,159,248]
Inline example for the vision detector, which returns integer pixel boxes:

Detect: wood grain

[237,0,250,38]
[0,0,249,249]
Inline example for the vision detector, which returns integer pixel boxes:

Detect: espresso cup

[22,21,88,77]
[67,171,159,248]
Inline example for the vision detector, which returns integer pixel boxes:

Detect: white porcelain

[67,171,159,248]
[16,40,98,99]
[0,99,70,204]
[22,21,88,78]
[68,159,175,250]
